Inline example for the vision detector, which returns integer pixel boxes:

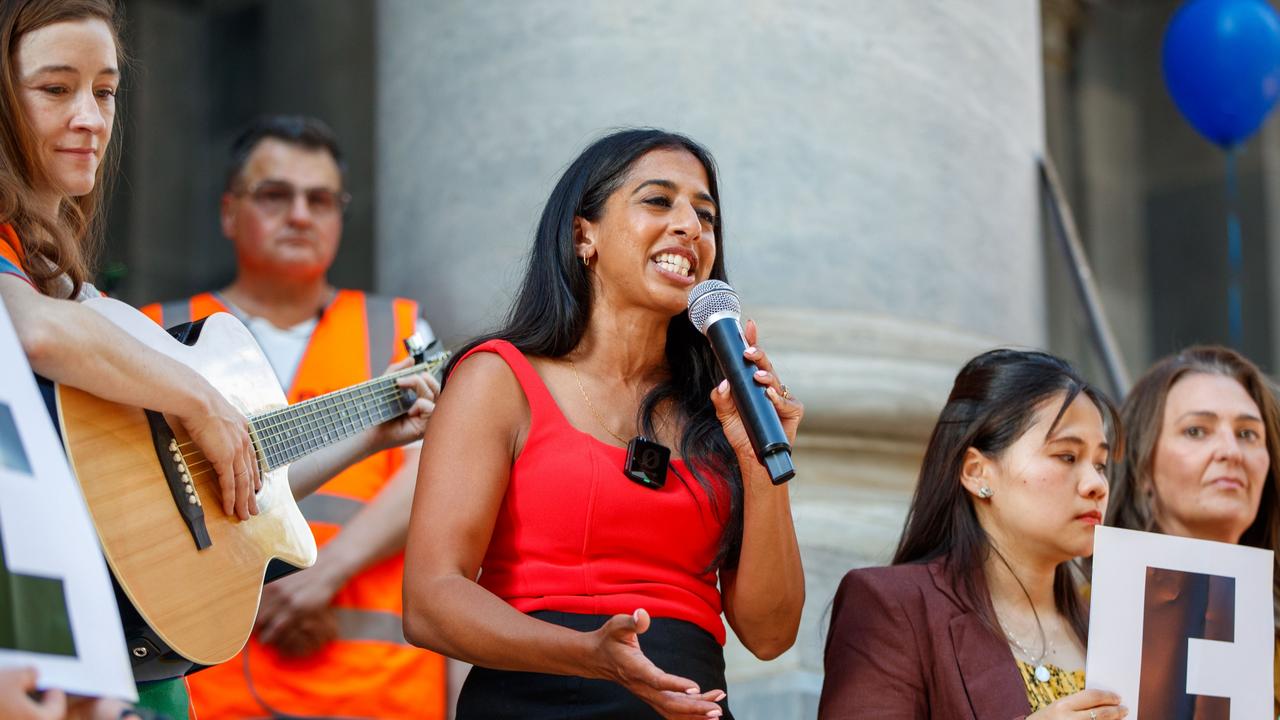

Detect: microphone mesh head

[687,280,740,334]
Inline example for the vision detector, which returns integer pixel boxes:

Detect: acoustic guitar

[53,297,446,675]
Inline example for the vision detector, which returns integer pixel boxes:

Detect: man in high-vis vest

[140,116,446,719]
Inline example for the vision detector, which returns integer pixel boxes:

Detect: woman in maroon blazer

[820,349,1129,719]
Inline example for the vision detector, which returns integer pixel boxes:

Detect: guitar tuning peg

[404,334,427,364]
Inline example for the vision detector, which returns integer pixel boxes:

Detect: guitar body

[56,297,316,667]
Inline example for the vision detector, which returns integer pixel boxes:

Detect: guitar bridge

[144,410,212,550]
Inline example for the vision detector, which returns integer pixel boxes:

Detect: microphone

[687,280,795,485]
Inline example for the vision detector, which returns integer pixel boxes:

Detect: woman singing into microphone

[403,128,805,719]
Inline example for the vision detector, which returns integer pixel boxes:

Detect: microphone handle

[705,317,795,484]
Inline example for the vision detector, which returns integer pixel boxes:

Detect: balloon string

[1226,146,1244,348]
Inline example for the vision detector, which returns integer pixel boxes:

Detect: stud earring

[977,486,994,499]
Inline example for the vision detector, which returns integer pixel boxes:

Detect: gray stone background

[102,1,1280,717]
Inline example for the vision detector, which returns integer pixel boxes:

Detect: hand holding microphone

[688,280,800,484]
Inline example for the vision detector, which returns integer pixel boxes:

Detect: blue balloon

[1163,0,1280,147]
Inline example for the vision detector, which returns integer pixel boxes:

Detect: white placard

[1087,525,1272,718]
[0,297,136,700]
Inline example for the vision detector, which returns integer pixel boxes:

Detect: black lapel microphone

[687,280,795,484]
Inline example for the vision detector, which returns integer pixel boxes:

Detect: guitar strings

[169,356,445,450]
[252,361,430,413]
[182,390,400,486]
[254,387,413,443]
[173,384,414,453]
[184,387,413,489]
[249,369,422,433]
[184,398,406,475]
[169,356,445,477]
[175,385,414,472]
[246,361,440,438]
[173,361,444,503]
[178,357,438,448]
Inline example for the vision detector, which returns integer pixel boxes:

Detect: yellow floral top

[1016,660,1085,712]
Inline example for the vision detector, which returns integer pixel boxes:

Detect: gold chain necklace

[568,358,632,446]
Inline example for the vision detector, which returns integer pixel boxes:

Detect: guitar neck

[247,362,431,471]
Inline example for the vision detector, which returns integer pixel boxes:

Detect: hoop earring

[582,254,591,268]
[977,486,994,499]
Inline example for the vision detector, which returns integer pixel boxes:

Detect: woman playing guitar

[0,2,435,717]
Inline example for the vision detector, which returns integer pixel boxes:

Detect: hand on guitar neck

[372,354,440,451]
[284,354,440,500]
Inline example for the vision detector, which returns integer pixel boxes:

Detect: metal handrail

[1040,154,1131,399]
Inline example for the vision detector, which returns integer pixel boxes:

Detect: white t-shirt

[232,302,433,452]
[222,297,434,389]
[243,315,319,389]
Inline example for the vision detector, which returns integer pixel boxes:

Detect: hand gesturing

[588,609,727,719]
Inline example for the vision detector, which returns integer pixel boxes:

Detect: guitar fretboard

[247,361,436,471]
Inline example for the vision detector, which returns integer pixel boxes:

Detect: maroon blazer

[819,559,1032,720]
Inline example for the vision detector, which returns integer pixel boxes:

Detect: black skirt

[456,610,734,720]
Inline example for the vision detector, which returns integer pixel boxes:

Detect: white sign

[1087,525,1272,719]
[0,297,135,700]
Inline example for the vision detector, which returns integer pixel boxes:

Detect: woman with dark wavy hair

[1105,345,1280,714]
[403,128,805,719]
[821,349,1128,719]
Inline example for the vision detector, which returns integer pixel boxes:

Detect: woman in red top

[404,129,806,719]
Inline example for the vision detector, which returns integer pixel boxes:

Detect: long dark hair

[1108,345,1280,629]
[445,128,741,567]
[0,0,124,298]
[894,349,1119,644]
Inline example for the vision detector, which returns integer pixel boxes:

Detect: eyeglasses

[236,180,351,217]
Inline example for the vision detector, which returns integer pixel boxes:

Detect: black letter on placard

[1140,567,1234,720]
[0,517,77,655]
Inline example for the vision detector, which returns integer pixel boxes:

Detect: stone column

[378,2,1045,717]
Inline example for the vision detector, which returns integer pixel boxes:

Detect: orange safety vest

[0,224,34,286]
[140,290,445,720]
[0,224,24,263]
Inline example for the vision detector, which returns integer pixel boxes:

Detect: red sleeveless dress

[456,339,731,643]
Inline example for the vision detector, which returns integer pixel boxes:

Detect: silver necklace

[989,548,1055,684]
[1001,622,1054,683]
